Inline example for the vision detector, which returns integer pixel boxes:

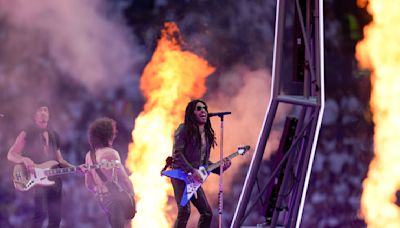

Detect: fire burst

[125,22,215,227]
[356,0,400,227]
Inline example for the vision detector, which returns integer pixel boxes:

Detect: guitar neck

[207,151,240,172]
[44,167,79,177]
[44,164,104,177]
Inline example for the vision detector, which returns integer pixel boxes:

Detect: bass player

[7,102,75,228]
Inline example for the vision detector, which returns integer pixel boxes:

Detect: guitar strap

[90,149,108,182]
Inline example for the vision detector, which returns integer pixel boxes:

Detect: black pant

[32,179,62,228]
[171,178,212,228]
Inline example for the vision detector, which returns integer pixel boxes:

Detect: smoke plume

[0,0,142,113]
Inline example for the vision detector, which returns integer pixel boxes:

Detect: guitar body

[12,160,120,191]
[13,160,59,191]
[162,166,209,206]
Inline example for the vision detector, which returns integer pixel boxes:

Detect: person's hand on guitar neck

[77,164,90,176]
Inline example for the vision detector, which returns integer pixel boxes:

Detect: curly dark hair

[88,117,117,149]
[184,99,216,148]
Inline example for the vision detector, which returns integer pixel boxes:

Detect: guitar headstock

[237,145,250,155]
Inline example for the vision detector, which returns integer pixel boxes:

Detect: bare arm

[111,151,135,196]
[56,149,75,168]
[118,165,135,196]
[84,153,96,193]
[51,131,74,168]
[7,131,34,167]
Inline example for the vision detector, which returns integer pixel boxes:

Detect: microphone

[208,112,232,118]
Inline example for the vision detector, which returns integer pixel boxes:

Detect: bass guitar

[13,160,120,191]
[162,145,250,206]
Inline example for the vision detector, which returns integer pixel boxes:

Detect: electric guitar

[12,160,120,191]
[162,145,250,206]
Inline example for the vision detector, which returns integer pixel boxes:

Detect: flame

[125,22,215,227]
[356,1,400,227]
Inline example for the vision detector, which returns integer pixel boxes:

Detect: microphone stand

[213,112,231,228]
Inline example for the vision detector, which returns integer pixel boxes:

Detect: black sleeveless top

[23,125,60,164]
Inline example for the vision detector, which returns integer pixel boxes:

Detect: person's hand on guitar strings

[191,169,204,183]
[21,157,35,172]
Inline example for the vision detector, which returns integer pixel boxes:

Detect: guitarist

[82,117,135,228]
[170,100,231,228]
[7,103,75,228]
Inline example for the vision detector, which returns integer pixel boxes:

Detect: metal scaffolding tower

[230,0,324,227]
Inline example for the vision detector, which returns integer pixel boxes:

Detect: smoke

[0,0,143,101]
[0,0,145,139]
[204,65,292,194]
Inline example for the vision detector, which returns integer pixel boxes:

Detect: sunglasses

[196,106,208,111]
